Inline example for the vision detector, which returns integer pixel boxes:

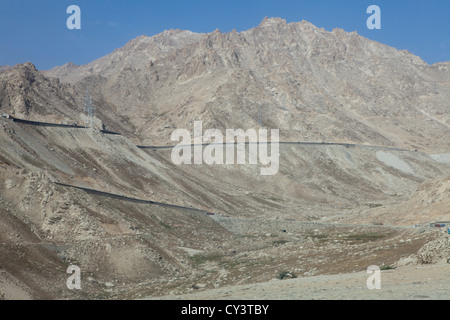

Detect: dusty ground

[149,263,450,300]
[146,227,450,300]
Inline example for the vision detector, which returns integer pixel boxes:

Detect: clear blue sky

[1,0,449,70]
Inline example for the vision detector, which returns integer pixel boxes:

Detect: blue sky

[0,0,449,70]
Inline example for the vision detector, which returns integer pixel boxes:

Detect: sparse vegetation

[344,233,388,242]
[277,271,297,280]
[272,240,289,246]
[308,233,328,240]
[159,221,172,230]
[380,265,396,271]
[367,203,383,208]
[306,215,321,221]
[188,254,223,266]
[268,197,283,202]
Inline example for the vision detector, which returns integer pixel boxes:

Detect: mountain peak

[0,62,39,81]
[297,19,320,31]
[259,17,287,27]
[14,61,38,72]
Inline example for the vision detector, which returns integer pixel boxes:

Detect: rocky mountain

[0,17,449,299]
[0,62,84,122]
[40,17,450,152]
[0,65,10,74]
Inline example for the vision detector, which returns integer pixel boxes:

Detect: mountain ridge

[2,17,450,152]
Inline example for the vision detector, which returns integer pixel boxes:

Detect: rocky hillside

[41,17,450,152]
[0,63,81,122]
[0,17,449,299]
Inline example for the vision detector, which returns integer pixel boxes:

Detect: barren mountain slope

[0,18,449,300]
[0,62,81,122]
[332,174,450,226]
[43,18,450,152]
[0,116,449,299]
[0,63,141,139]
[0,119,237,299]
